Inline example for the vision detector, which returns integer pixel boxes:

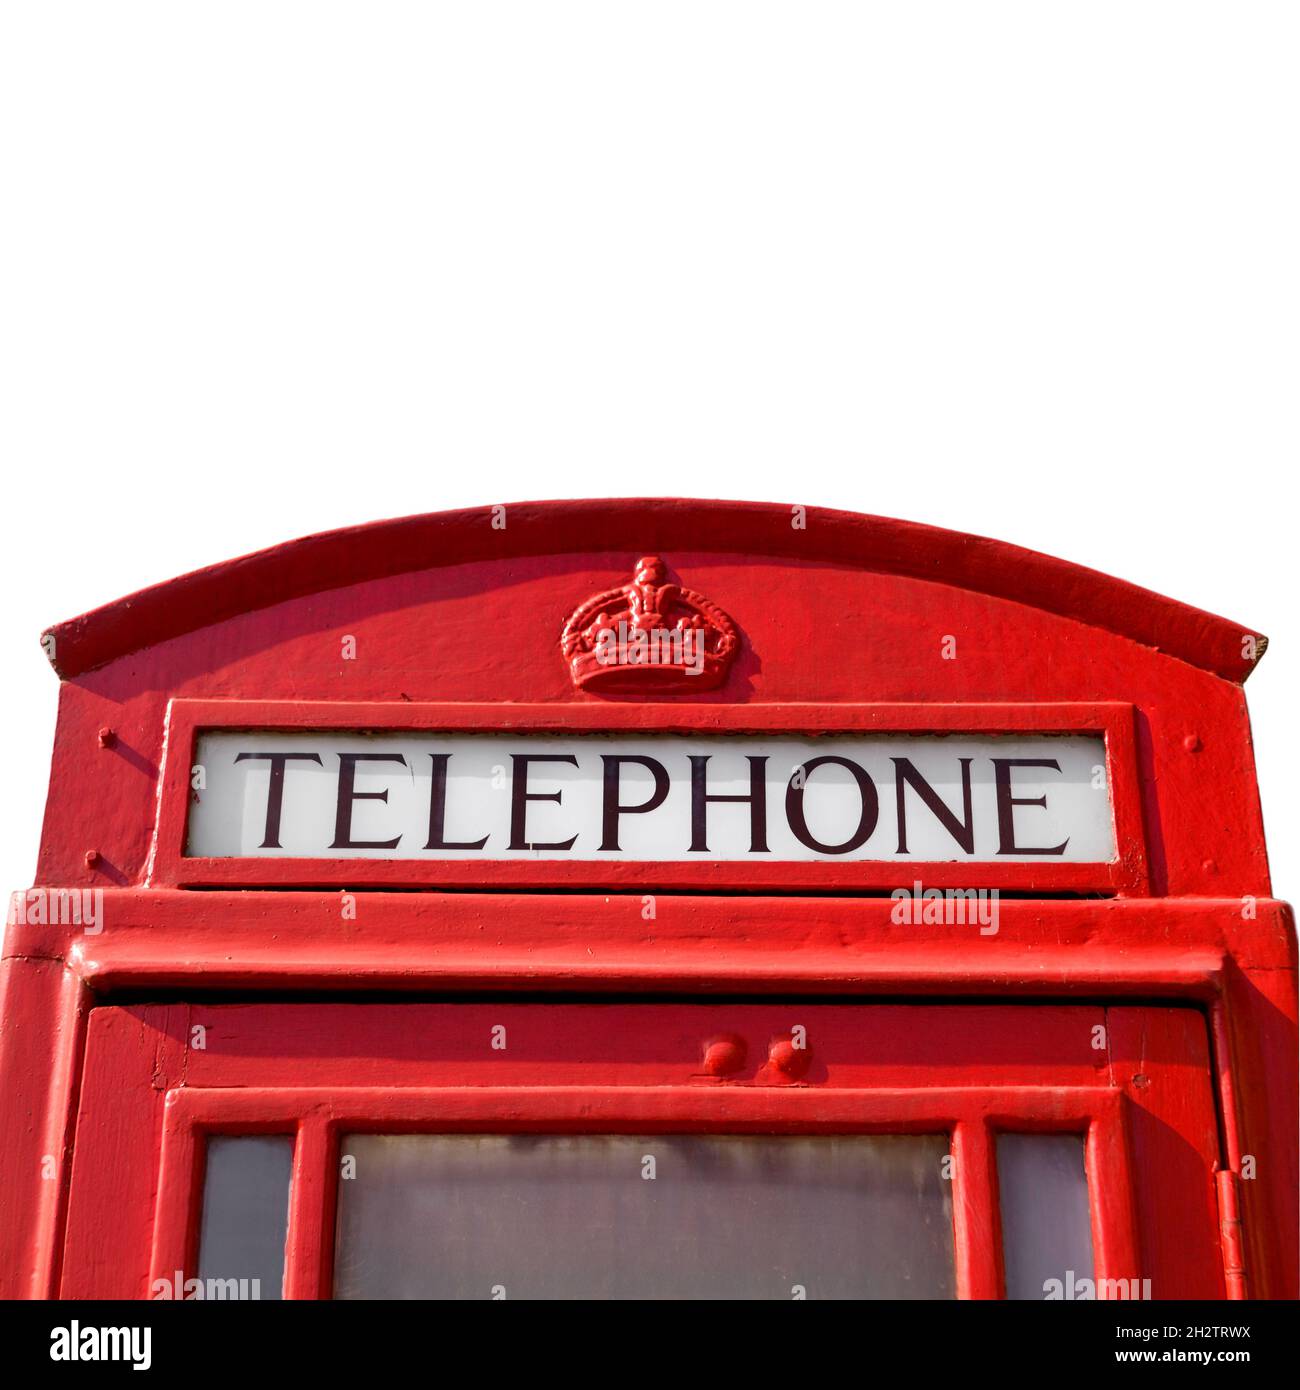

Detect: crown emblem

[561,556,739,693]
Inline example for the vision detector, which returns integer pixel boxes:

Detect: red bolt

[1183,734,1202,753]
[768,1036,812,1079]
[702,1035,746,1076]
[84,850,101,868]
[98,727,116,748]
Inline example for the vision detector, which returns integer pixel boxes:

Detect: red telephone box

[1,499,1295,1301]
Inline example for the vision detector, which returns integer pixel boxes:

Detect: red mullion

[283,1116,338,1300]
[148,1103,204,1298]
[1086,1100,1142,1288]
[951,1120,1004,1299]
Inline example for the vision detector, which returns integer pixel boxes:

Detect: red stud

[767,1036,811,1079]
[702,1035,746,1076]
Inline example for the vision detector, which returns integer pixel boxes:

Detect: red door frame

[62,1002,1227,1300]
[7,891,1295,1300]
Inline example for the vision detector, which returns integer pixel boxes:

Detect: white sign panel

[186,731,1115,864]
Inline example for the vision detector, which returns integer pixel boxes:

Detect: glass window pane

[334,1133,954,1300]
[997,1133,1094,1300]
[197,1135,293,1300]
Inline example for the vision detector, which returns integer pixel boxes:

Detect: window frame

[61,1001,1223,1300]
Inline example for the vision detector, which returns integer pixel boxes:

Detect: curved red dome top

[43,498,1265,682]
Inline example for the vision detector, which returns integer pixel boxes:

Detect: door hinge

[1215,1167,1248,1299]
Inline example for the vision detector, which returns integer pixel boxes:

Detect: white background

[1,4,1295,898]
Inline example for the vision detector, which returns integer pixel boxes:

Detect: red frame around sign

[152,699,1148,895]
[60,1002,1220,1300]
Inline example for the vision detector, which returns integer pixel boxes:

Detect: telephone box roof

[42,498,1265,682]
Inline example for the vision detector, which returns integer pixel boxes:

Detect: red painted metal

[1,498,1294,1302]
[561,554,740,692]
[40,500,1265,683]
[1217,1168,1248,1300]
[62,1002,1218,1300]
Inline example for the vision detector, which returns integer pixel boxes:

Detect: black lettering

[785,756,878,855]
[992,758,1068,855]
[330,752,407,850]
[424,752,489,850]
[892,756,975,854]
[689,755,769,853]
[599,755,670,851]
[508,754,579,851]
[234,752,323,848]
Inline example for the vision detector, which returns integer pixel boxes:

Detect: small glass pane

[998,1133,1094,1300]
[196,1136,293,1300]
[334,1132,954,1300]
